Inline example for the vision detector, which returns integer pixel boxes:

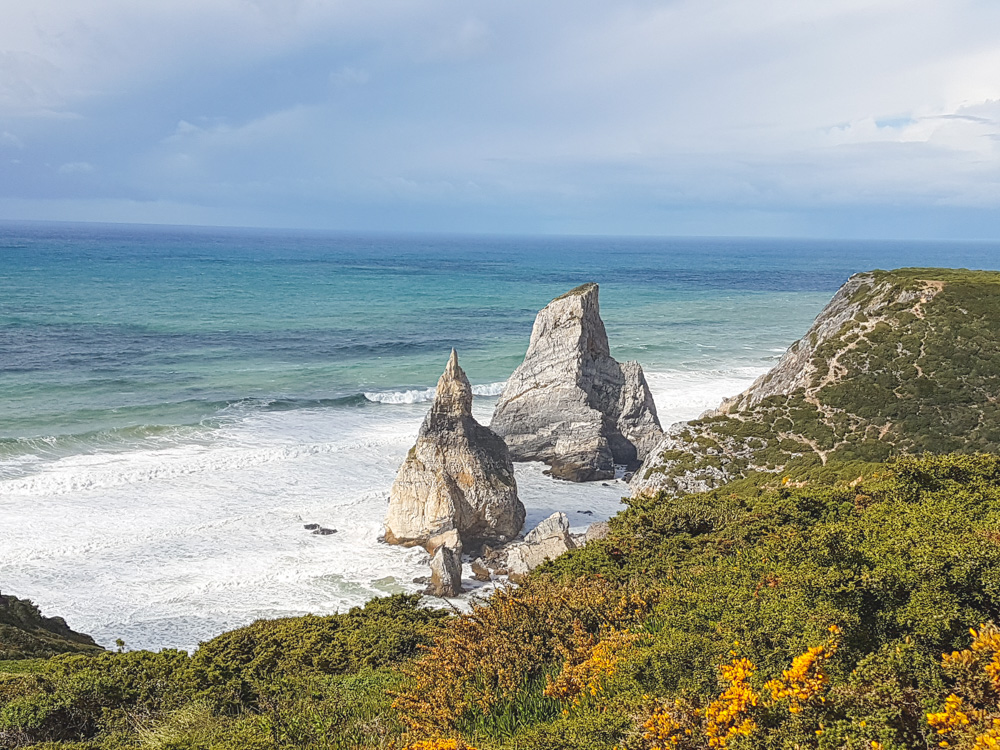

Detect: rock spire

[384,349,525,550]
[490,283,662,481]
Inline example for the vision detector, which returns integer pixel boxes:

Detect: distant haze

[1,1,999,238]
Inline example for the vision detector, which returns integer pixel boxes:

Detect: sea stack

[491,283,662,481]
[384,350,525,551]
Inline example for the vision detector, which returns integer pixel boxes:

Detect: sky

[1,0,999,238]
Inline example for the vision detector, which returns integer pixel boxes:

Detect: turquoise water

[2,222,999,649]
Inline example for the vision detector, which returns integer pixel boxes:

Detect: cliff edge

[633,268,1000,496]
[0,591,103,659]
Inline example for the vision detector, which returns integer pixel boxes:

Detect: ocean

[2,222,998,651]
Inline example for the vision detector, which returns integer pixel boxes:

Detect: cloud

[57,161,95,174]
[1,0,999,237]
[0,131,23,149]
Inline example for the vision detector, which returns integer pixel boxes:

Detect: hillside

[4,268,1000,750]
[633,268,1000,496]
[3,454,1000,750]
[0,593,102,659]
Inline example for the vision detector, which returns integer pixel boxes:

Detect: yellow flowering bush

[641,699,700,750]
[764,624,841,714]
[544,626,640,706]
[633,655,760,750]
[926,624,1000,749]
[628,629,844,750]
[703,657,758,748]
[403,741,478,750]
[393,577,657,732]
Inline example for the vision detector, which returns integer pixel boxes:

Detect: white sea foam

[0,367,757,652]
[363,381,506,404]
[644,366,768,427]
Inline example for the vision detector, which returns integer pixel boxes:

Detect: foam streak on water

[0,373,752,652]
[6,225,999,651]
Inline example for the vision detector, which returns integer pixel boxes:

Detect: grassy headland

[4,268,1000,750]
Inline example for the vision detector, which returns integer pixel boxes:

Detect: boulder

[505,512,576,579]
[385,349,525,550]
[427,544,463,597]
[491,283,662,481]
[470,558,492,581]
[585,521,610,544]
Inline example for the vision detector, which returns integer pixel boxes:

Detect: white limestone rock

[491,283,662,482]
[385,350,525,550]
[427,543,463,597]
[504,512,576,580]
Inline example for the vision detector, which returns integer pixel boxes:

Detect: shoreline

[0,366,763,652]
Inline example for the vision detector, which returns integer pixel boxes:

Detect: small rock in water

[311,527,337,536]
[576,509,594,515]
[602,483,610,487]
[412,576,430,585]
[304,523,320,530]
[471,559,491,581]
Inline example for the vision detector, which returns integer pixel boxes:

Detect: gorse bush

[4,454,1000,749]
[392,577,657,733]
[0,594,441,749]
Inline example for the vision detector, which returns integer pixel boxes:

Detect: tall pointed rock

[385,350,525,549]
[491,283,662,481]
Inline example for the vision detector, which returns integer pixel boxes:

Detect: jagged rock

[585,521,610,543]
[491,283,662,481]
[504,512,576,580]
[426,528,462,554]
[427,544,463,597]
[471,558,492,581]
[385,350,525,550]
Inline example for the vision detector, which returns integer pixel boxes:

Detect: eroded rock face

[427,543,463,597]
[630,270,966,498]
[504,512,576,580]
[385,350,525,550]
[491,283,662,481]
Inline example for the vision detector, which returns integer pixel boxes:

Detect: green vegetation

[0,594,443,749]
[0,595,103,660]
[641,268,1000,493]
[4,454,1000,749]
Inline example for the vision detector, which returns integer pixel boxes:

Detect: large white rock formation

[384,350,525,550]
[490,283,662,481]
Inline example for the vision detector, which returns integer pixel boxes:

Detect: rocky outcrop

[630,269,991,497]
[428,543,463,597]
[0,591,103,659]
[503,512,576,580]
[385,350,525,550]
[491,283,662,481]
[585,521,611,544]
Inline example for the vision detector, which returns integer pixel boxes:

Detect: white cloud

[57,161,95,174]
[0,131,23,148]
[1,0,1000,235]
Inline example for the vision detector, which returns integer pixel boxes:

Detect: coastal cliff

[491,283,662,481]
[633,268,1000,495]
[0,592,102,659]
